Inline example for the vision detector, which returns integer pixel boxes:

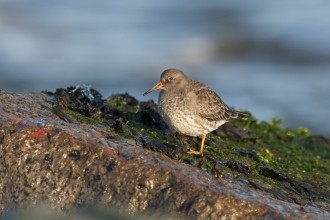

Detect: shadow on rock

[136,99,168,131]
[255,163,330,204]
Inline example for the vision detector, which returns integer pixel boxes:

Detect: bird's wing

[188,80,232,122]
[195,88,233,122]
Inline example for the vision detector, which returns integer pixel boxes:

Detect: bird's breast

[158,92,209,136]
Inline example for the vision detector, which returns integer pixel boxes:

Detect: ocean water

[0,0,329,137]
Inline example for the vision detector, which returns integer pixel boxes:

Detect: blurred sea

[0,0,329,137]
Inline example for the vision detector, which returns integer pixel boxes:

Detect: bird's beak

[143,82,163,96]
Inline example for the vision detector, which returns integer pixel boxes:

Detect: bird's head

[143,68,189,96]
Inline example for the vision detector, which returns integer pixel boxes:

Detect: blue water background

[0,0,329,137]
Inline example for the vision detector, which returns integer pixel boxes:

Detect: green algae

[104,98,137,112]
[231,113,329,186]
[65,108,111,126]
[66,99,330,202]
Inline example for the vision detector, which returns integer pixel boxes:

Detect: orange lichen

[29,128,48,139]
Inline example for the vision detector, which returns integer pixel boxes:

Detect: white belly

[161,109,226,136]
[158,90,226,136]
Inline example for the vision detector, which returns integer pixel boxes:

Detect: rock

[136,99,168,131]
[0,90,329,219]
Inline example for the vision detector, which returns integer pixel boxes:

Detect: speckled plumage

[143,68,248,156]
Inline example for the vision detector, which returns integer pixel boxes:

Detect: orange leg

[187,134,206,156]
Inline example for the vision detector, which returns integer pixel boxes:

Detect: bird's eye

[168,77,174,81]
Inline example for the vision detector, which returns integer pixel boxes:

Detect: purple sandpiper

[143,68,248,156]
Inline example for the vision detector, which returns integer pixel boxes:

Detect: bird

[143,68,249,156]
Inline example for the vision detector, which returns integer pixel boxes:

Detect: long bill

[143,82,163,96]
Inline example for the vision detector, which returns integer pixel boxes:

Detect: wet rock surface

[0,89,330,219]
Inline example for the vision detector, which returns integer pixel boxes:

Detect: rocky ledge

[0,87,329,220]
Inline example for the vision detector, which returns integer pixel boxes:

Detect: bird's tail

[231,109,249,120]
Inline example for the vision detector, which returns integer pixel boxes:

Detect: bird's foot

[187,148,203,156]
